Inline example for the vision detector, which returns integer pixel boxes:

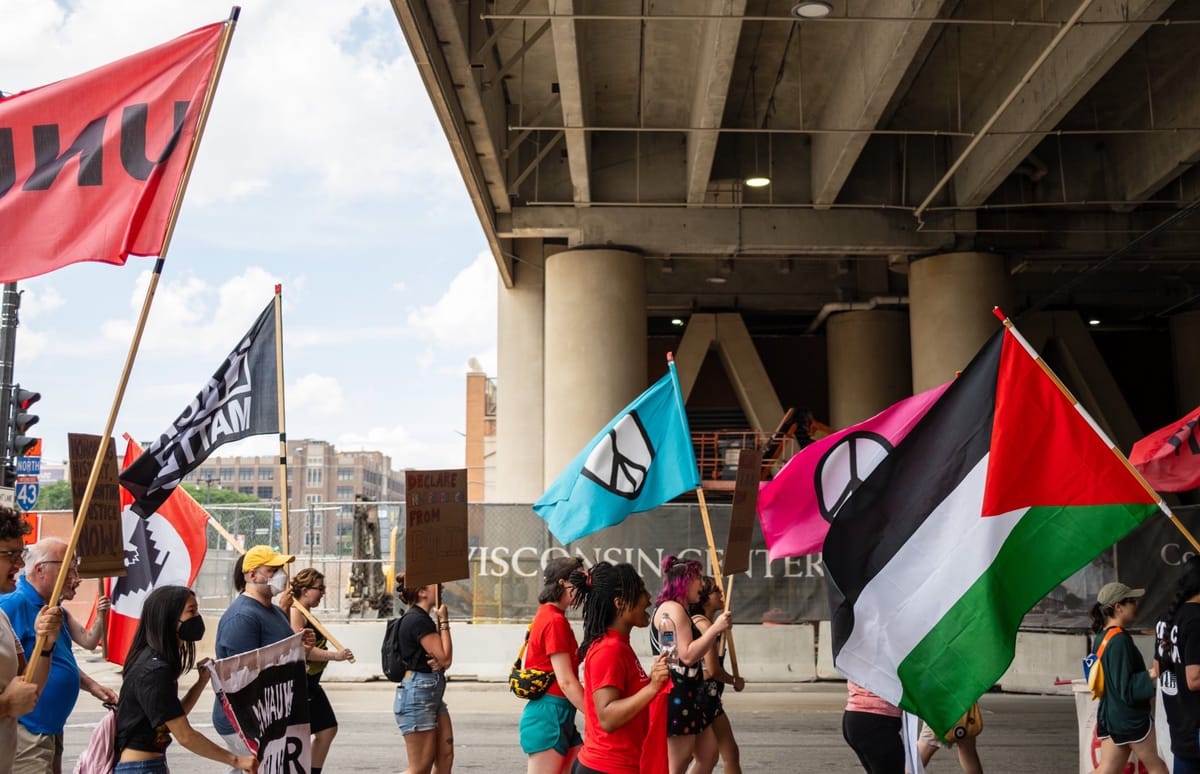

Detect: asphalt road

[62,662,1081,773]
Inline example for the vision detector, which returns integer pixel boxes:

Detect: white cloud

[19,287,64,320]
[288,373,346,417]
[102,266,283,354]
[406,252,497,348]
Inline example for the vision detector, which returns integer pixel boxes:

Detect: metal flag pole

[26,7,242,680]
[992,307,1200,554]
[273,283,290,553]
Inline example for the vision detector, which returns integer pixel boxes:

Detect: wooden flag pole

[696,486,739,678]
[203,518,354,661]
[993,308,1200,554]
[722,574,740,678]
[293,601,355,663]
[274,284,290,553]
[24,9,240,681]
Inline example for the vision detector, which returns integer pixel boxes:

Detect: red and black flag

[119,300,279,517]
[0,21,225,281]
[1131,406,1200,492]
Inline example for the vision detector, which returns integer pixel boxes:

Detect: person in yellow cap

[211,546,314,772]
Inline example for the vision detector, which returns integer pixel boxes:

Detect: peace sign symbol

[813,431,894,522]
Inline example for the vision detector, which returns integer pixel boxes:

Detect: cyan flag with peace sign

[534,361,700,544]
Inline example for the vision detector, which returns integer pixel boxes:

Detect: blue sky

[1,1,497,470]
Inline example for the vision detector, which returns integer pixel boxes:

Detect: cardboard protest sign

[723,448,762,576]
[69,433,127,578]
[404,469,469,587]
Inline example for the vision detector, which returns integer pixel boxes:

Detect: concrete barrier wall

[195,618,1096,691]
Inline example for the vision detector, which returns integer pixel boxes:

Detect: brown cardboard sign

[68,433,127,578]
[723,448,762,576]
[404,468,469,587]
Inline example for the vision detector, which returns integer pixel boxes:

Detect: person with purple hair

[651,555,732,774]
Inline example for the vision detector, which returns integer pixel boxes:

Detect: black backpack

[381,613,407,682]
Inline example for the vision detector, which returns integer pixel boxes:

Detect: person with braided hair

[651,555,732,774]
[520,557,588,774]
[572,562,669,774]
[1155,556,1200,773]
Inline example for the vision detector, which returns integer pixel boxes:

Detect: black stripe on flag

[825,329,1003,655]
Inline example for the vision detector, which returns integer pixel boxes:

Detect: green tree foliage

[180,483,260,505]
[34,480,74,511]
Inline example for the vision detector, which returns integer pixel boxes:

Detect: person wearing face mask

[212,546,311,771]
[114,585,257,773]
[289,568,352,774]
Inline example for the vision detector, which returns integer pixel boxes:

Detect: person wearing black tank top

[652,556,732,774]
[1156,557,1200,774]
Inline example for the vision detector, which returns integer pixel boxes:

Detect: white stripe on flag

[835,454,1028,703]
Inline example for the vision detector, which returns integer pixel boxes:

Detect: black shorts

[1096,715,1151,746]
[308,675,338,733]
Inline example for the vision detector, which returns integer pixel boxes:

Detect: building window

[306,467,322,486]
[305,494,322,505]
[238,486,255,495]
[304,532,322,547]
[257,486,273,499]
[219,467,234,482]
[336,486,353,500]
[258,467,274,481]
[239,469,254,481]
[338,467,353,481]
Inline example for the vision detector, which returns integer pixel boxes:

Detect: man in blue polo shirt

[0,538,118,773]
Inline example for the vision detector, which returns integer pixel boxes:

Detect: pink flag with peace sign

[757,382,949,560]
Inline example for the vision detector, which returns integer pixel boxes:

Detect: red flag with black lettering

[1132,406,1200,492]
[0,21,224,282]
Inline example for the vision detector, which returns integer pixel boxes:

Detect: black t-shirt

[399,607,437,673]
[1157,602,1200,759]
[115,650,186,755]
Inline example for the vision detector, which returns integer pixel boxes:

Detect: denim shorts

[115,758,170,773]
[393,670,448,735]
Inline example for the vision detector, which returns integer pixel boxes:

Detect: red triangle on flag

[982,330,1156,517]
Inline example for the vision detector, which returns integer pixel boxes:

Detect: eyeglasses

[0,548,27,562]
[311,586,326,592]
[39,559,81,572]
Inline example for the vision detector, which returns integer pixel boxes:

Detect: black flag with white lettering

[120,300,279,517]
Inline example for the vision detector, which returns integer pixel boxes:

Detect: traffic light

[11,386,40,457]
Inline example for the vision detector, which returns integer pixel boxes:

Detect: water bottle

[659,612,677,665]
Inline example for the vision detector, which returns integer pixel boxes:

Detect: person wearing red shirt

[520,557,589,773]
[572,562,669,774]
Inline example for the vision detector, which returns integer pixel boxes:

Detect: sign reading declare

[723,448,762,576]
[404,468,469,587]
[69,433,127,578]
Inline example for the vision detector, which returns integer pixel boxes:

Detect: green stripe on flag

[897,502,1157,736]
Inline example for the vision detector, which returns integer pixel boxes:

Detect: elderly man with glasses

[0,508,62,765]
[0,537,118,773]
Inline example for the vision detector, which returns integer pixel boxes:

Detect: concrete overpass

[391,0,1200,501]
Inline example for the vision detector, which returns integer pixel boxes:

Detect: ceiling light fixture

[1088,319,1101,326]
[791,1,833,19]
[744,175,770,188]
[705,275,728,285]
[671,318,685,327]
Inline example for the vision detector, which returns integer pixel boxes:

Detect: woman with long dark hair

[114,585,257,772]
[391,576,454,774]
[650,556,732,774]
[1156,556,1200,773]
[520,557,588,774]
[572,562,669,774]
[1088,582,1166,774]
[688,575,744,774]
[289,568,353,774]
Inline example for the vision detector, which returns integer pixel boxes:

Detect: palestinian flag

[824,321,1161,737]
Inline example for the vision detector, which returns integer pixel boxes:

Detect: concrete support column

[909,252,1010,392]
[826,310,912,428]
[544,248,646,487]
[495,242,547,503]
[1170,310,1200,415]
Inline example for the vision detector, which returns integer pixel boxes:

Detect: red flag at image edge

[103,436,209,666]
[0,21,224,282]
[1131,405,1200,493]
